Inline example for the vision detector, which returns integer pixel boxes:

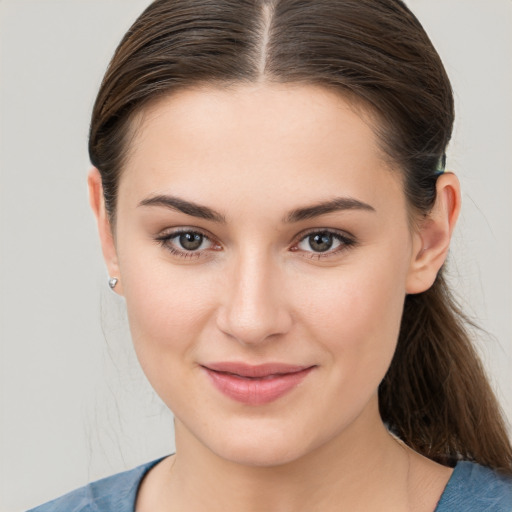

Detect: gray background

[1,1,510,511]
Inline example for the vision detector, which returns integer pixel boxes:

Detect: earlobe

[88,168,124,295]
[405,172,461,294]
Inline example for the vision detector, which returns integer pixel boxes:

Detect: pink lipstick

[202,362,314,405]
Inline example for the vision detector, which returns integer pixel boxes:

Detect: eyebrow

[138,194,375,224]
[284,197,375,223]
[139,195,227,223]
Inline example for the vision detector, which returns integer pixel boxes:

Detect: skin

[89,84,460,511]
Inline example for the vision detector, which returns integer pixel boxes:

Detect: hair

[89,0,512,473]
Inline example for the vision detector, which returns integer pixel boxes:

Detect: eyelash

[155,228,356,261]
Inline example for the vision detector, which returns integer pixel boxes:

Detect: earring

[108,277,119,290]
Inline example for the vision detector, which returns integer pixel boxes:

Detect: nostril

[215,302,292,346]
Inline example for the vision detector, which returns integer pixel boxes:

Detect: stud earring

[108,277,119,290]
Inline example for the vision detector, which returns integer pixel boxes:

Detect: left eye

[296,231,349,253]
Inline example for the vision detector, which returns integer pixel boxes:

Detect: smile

[201,363,315,405]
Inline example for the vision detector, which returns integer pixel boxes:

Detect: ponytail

[379,271,512,474]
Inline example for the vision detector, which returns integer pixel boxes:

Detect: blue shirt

[28,458,512,511]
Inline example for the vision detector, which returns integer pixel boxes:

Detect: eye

[294,230,355,257]
[300,232,337,253]
[156,229,219,258]
[177,232,206,251]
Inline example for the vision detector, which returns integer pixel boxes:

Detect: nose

[216,251,293,346]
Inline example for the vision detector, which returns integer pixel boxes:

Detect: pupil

[309,233,333,252]
[179,232,203,251]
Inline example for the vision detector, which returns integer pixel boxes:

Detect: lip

[201,362,315,405]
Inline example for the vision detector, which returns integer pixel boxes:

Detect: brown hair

[89,0,512,473]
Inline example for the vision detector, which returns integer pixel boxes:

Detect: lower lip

[203,367,314,405]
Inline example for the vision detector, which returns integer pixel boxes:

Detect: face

[108,84,423,466]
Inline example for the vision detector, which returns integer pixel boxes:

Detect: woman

[29,0,512,510]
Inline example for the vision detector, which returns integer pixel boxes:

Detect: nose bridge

[217,246,291,345]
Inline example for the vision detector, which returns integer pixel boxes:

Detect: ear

[406,172,461,294]
[88,168,124,295]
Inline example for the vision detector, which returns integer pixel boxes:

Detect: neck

[161,398,413,512]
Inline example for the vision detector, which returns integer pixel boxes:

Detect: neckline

[134,458,483,512]
[433,461,463,511]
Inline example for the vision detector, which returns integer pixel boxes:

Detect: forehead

[119,83,404,218]
[130,83,382,162]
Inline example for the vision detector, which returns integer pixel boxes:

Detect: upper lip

[202,362,314,378]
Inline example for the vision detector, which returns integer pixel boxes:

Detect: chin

[193,417,328,469]
[213,438,310,468]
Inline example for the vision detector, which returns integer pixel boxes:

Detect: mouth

[201,362,316,405]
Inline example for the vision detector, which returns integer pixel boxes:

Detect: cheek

[117,244,219,396]
[298,256,406,336]
[293,254,408,391]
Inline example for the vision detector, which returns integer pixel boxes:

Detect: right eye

[175,232,207,251]
[156,229,220,258]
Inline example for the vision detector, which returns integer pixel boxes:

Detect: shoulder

[27,458,165,512]
[436,461,512,512]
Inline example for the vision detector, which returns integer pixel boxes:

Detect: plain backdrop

[0,1,511,511]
